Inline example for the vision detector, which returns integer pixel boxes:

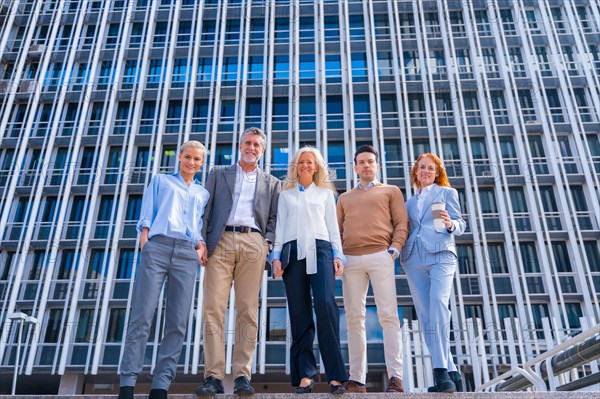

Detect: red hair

[409,153,451,190]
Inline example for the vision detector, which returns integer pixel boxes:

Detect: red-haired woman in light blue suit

[400,153,466,393]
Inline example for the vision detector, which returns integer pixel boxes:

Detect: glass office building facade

[0,0,599,394]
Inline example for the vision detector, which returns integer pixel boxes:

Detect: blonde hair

[409,153,451,190]
[180,140,205,157]
[283,146,336,193]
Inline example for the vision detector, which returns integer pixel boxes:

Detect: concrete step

[1,394,598,398]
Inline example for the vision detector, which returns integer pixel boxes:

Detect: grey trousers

[119,235,198,390]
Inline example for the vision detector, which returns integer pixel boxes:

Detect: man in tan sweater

[337,145,409,393]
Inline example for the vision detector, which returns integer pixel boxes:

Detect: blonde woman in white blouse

[272,147,348,394]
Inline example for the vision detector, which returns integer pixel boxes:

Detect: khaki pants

[341,250,403,383]
[202,231,268,380]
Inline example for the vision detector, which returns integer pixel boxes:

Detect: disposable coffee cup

[432,201,446,232]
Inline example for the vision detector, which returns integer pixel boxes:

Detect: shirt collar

[358,179,379,190]
[418,183,435,196]
[172,172,199,186]
[298,182,315,192]
[237,162,258,174]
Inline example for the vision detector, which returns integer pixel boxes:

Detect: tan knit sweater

[336,183,409,256]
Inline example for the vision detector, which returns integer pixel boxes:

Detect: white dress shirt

[226,163,260,230]
[417,183,435,216]
[272,183,345,274]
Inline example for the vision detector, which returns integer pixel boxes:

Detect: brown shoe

[345,380,367,393]
[386,376,405,393]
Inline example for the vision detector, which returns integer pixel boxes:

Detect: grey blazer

[202,164,282,256]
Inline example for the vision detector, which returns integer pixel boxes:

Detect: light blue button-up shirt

[136,172,210,246]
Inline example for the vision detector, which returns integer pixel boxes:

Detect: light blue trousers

[403,251,458,371]
[119,235,198,390]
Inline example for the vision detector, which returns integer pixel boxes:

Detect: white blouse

[273,183,344,274]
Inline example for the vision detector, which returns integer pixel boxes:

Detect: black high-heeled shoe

[295,379,314,394]
[329,383,346,394]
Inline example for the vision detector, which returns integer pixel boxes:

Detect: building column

[58,372,85,395]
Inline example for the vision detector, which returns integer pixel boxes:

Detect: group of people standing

[116,127,466,399]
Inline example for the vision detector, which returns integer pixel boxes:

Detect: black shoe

[432,368,456,393]
[196,376,225,396]
[148,389,168,399]
[234,376,255,395]
[329,383,346,394]
[428,371,463,392]
[449,371,463,392]
[295,379,314,394]
[118,386,134,399]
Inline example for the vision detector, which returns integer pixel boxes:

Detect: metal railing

[477,322,600,392]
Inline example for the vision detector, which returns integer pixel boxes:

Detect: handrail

[476,323,600,392]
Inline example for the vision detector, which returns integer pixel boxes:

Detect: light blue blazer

[400,184,466,264]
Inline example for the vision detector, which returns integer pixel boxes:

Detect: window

[570,186,592,229]
[528,136,548,174]
[116,249,137,279]
[75,309,95,343]
[487,243,508,274]
[479,188,500,231]
[463,92,481,125]
[546,89,565,123]
[250,17,265,42]
[351,53,367,83]
[326,96,343,130]
[87,249,106,280]
[398,12,416,38]
[509,187,530,231]
[377,52,393,80]
[106,308,126,342]
[348,15,365,40]
[324,15,339,42]
[535,46,553,76]
[177,20,192,45]
[171,59,188,88]
[551,242,572,273]
[201,20,216,45]
[266,307,286,341]
[539,186,561,230]
[271,98,288,132]
[353,95,370,129]
[247,56,263,85]
[435,93,454,127]
[403,51,420,81]
[299,97,316,131]
[225,18,240,43]
[325,54,341,83]
[584,242,600,272]
[374,15,390,39]
[520,243,540,273]
[221,57,238,86]
[481,48,499,78]
[274,55,289,84]
[96,196,116,238]
[408,93,426,127]
[44,309,63,343]
[56,249,76,280]
[491,91,510,125]
[153,21,168,46]
[299,54,315,84]
[298,17,314,42]
[508,47,526,77]
[455,49,473,79]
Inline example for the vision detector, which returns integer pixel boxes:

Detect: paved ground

[1,393,599,398]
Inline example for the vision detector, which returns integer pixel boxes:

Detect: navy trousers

[282,240,348,386]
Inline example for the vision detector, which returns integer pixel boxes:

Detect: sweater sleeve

[390,186,409,250]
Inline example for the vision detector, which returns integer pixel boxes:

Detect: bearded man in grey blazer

[196,127,281,396]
